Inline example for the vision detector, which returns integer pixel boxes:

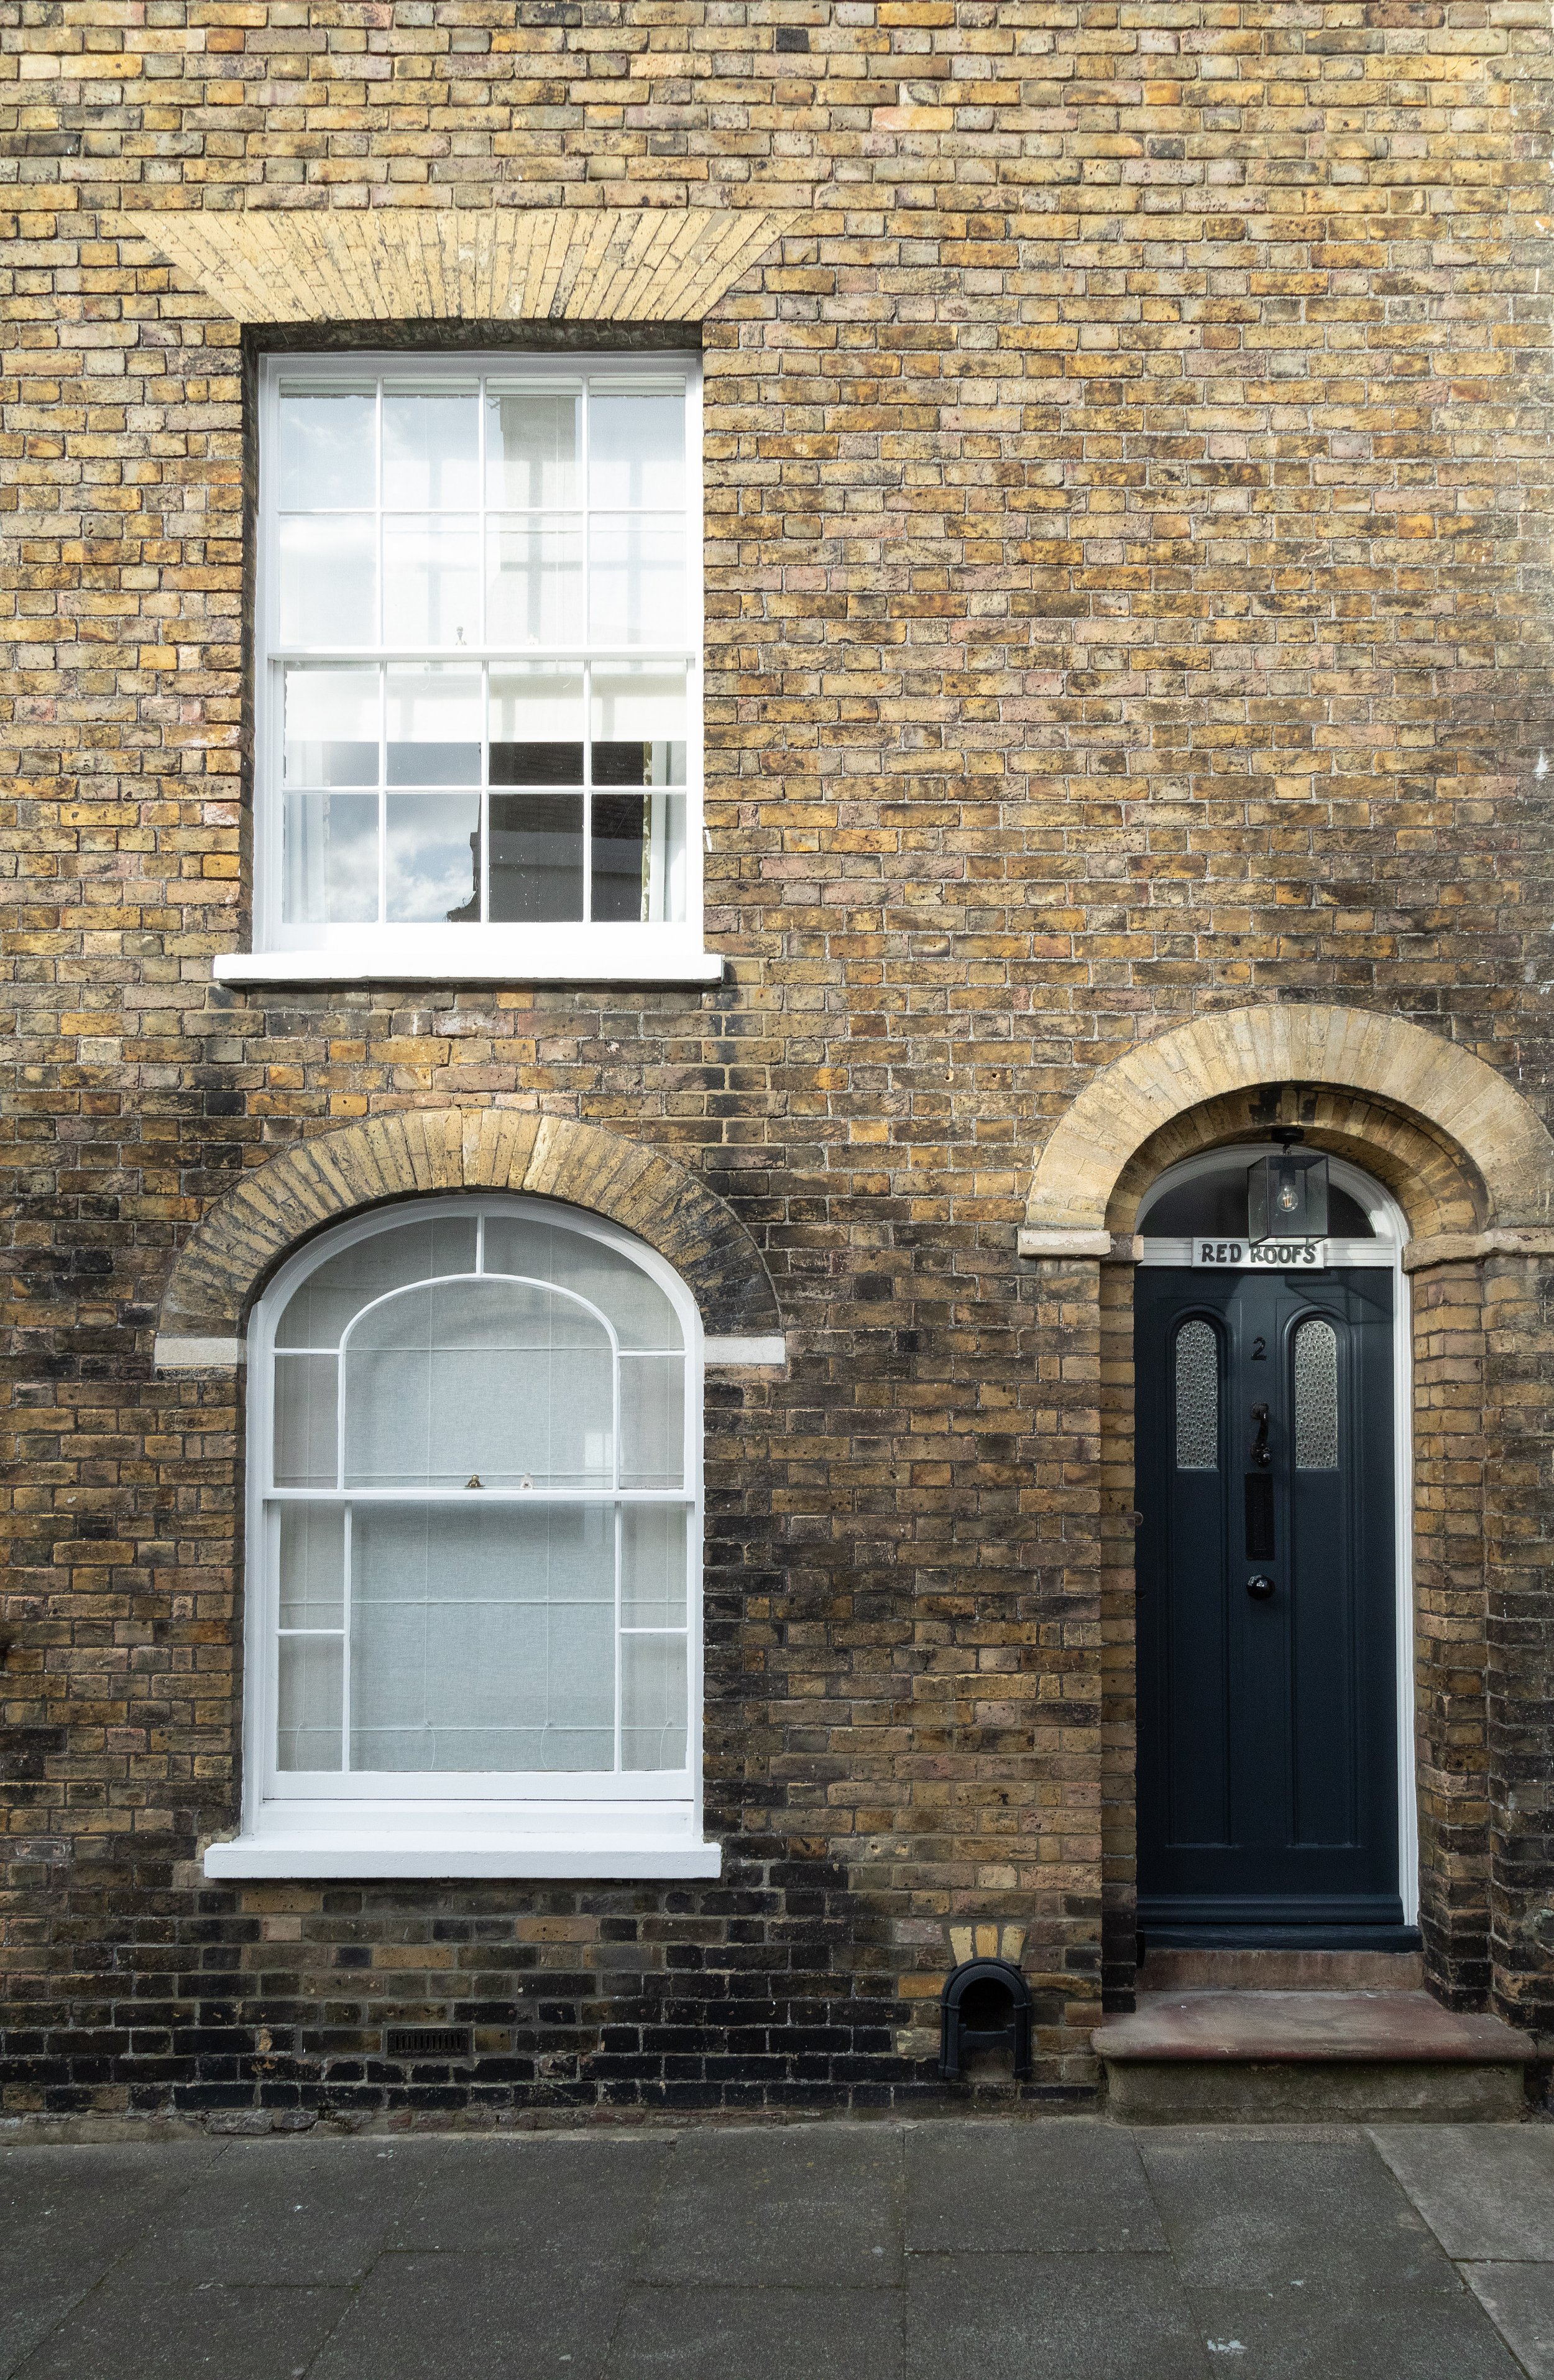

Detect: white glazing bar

[581,379,594,924]
[265,1488,696,1503]
[377,660,387,925]
[341,1500,354,1774]
[613,1503,623,1776]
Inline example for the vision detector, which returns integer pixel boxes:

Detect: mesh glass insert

[1294,1317,1339,1470]
[1174,1319,1219,1470]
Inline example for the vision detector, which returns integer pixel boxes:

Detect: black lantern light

[1247,1127,1328,1244]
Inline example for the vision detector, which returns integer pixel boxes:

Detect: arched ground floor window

[206,1194,720,1878]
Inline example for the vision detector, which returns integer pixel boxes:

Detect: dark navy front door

[1135,1266,1404,1942]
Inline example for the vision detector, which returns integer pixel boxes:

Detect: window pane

[619,1351,684,1488]
[274,1353,339,1487]
[385,793,480,923]
[1295,1317,1339,1469]
[591,795,646,923]
[350,1504,614,1772]
[277,1635,343,1771]
[589,517,684,646]
[620,1633,687,1771]
[480,1218,683,1350]
[344,1278,615,1487]
[382,385,479,509]
[489,667,583,786]
[382,517,480,648]
[284,664,379,787]
[487,522,583,648]
[1174,1320,1218,1472]
[591,793,687,924]
[486,389,579,509]
[276,1215,478,1349]
[591,663,687,789]
[588,391,685,510]
[283,793,379,926]
[279,517,377,646]
[278,1504,345,1629]
[278,386,374,510]
[622,1505,687,1628]
[385,665,481,785]
[489,795,584,923]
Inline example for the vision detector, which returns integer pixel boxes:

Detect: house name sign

[1191,1238,1327,1271]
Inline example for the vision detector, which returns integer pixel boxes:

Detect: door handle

[1246,1574,1276,1601]
[1249,1403,1271,1467]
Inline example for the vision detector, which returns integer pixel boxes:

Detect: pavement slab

[0,2142,228,2378]
[1186,2283,1525,2379]
[1463,2263,1554,2380]
[113,2139,439,2290]
[11,2280,351,2380]
[605,2285,903,2380]
[1138,2130,1457,2292]
[904,2119,1167,2256]
[639,2126,902,2288]
[386,2136,671,2259]
[1371,2123,1554,2260]
[310,2249,626,2380]
[905,2249,1207,2380]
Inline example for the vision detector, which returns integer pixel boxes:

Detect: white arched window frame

[206,1194,720,1880]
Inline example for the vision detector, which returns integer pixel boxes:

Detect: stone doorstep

[1139,1949,1424,1993]
[1093,1990,1536,2066]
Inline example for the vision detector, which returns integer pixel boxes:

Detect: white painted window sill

[204,1802,722,1880]
[213,939,725,989]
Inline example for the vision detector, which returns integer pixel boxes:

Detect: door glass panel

[1294,1317,1339,1469]
[1174,1319,1218,1470]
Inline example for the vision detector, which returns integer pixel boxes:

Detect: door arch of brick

[1024,1003,1554,1239]
[154,1109,781,1361]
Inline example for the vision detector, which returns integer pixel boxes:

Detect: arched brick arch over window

[154,1110,781,1369]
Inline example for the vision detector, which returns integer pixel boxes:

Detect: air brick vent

[384,2025,471,2060]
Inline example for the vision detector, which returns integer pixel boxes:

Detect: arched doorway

[1133,1145,1415,1949]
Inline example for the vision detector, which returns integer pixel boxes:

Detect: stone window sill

[205,1802,723,1880]
[213,938,725,989]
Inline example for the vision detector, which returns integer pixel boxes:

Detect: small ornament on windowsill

[520,1475,533,1491]
[466,1474,483,1490]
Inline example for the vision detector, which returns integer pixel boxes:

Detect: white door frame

[1134,1144,1417,1929]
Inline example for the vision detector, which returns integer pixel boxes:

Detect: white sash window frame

[218,349,717,989]
[206,1194,719,1879]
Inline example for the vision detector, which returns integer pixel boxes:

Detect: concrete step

[1093,1990,1537,2124]
[1140,1947,1423,1993]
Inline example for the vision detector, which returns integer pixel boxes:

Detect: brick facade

[2,0,1553,2126]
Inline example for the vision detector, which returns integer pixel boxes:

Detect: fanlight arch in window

[262,1196,697,1785]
